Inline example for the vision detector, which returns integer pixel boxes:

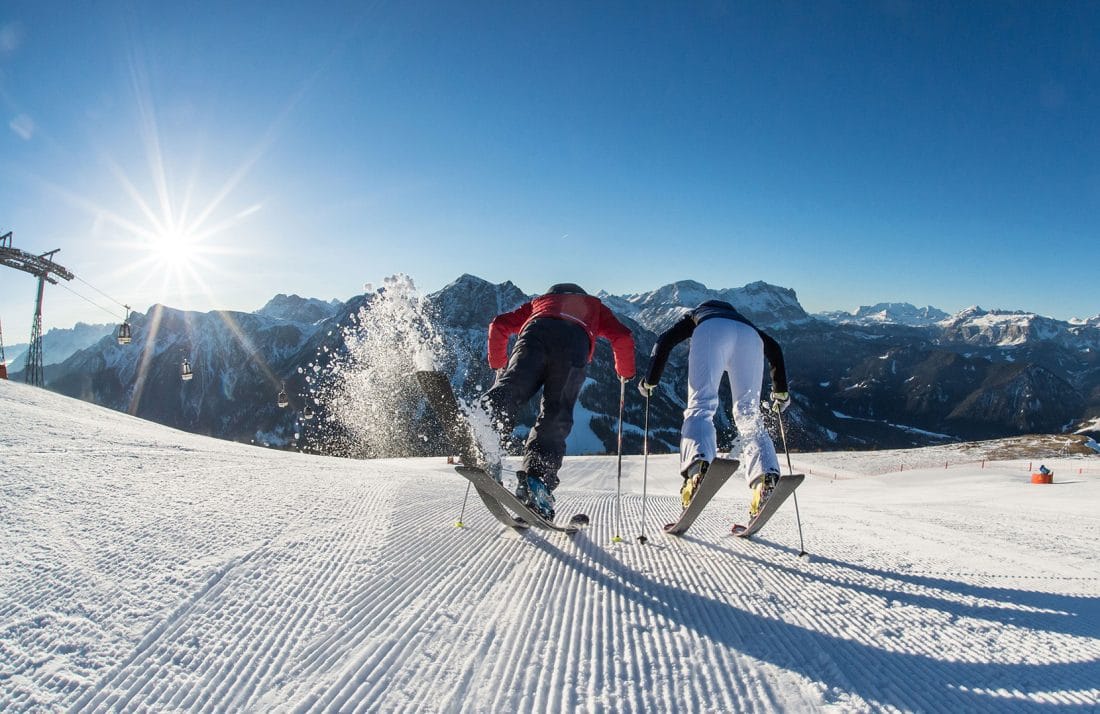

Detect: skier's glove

[637,380,657,397]
[771,391,790,412]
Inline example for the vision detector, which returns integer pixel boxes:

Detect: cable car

[302,405,314,420]
[277,386,289,408]
[117,306,132,345]
[181,358,193,381]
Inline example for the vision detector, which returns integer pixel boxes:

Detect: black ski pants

[481,317,589,490]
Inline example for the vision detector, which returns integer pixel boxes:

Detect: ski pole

[613,376,626,543]
[638,391,650,544]
[776,410,807,557]
[455,480,472,528]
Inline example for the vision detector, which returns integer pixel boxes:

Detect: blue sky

[1,1,1097,343]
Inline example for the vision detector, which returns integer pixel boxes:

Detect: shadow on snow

[525,530,1100,712]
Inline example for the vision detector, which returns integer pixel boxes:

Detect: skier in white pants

[638,300,790,517]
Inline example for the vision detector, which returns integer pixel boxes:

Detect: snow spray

[315,274,446,458]
[308,274,504,467]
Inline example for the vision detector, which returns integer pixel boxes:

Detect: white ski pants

[680,318,780,485]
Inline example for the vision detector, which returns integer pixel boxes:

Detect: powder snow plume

[319,274,444,458]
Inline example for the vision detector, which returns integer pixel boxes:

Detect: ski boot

[748,472,780,518]
[516,471,555,521]
[680,458,709,508]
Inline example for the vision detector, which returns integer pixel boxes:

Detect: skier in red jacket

[482,283,635,520]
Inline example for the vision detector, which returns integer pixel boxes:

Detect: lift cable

[71,273,130,314]
[56,281,128,322]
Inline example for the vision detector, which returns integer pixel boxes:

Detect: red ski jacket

[488,293,636,378]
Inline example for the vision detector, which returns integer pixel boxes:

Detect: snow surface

[1077,417,1100,434]
[2,380,1099,712]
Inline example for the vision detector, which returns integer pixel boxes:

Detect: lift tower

[0,231,75,386]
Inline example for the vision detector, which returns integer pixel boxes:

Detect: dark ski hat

[546,283,587,295]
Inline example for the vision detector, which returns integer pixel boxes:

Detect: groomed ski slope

[2,380,1098,712]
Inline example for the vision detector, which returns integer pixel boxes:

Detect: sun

[148,227,197,270]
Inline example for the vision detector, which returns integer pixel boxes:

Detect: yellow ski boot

[680,459,709,508]
[748,472,780,519]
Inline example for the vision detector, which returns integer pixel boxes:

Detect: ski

[663,457,739,536]
[417,369,587,534]
[457,465,587,534]
[416,370,482,468]
[467,479,530,531]
[731,474,805,538]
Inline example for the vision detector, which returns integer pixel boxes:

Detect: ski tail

[663,457,738,536]
[417,370,481,468]
[457,465,585,534]
[732,473,805,538]
[459,470,529,531]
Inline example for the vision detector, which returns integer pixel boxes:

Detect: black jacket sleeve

[643,314,696,385]
[758,330,788,393]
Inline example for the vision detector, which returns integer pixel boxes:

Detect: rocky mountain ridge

[2,322,115,368]
[15,276,1100,456]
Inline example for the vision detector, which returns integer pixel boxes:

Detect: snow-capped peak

[817,303,948,327]
[256,294,341,324]
[616,279,808,332]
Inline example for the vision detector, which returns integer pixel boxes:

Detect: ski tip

[731,524,747,536]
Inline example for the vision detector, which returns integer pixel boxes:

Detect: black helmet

[546,283,587,295]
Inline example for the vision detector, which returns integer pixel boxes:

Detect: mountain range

[2,321,115,370]
[8,276,1100,456]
